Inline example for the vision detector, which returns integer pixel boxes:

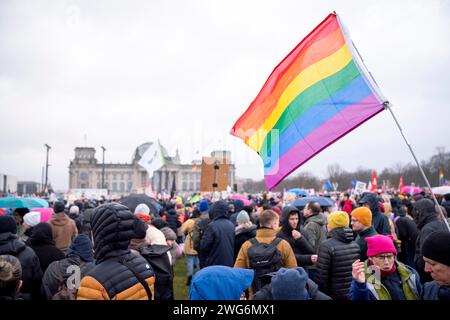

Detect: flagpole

[384,101,450,232]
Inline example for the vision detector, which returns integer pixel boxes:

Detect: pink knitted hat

[366,234,397,257]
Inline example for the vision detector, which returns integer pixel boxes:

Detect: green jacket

[364,260,421,300]
[303,213,327,253]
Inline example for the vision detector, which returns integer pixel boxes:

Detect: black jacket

[0,232,43,300]
[77,203,155,300]
[277,206,316,267]
[163,209,181,235]
[413,199,447,282]
[394,213,419,266]
[234,225,257,262]
[359,193,391,235]
[200,200,235,268]
[41,255,95,299]
[253,278,332,300]
[316,227,360,300]
[27,223,65,273]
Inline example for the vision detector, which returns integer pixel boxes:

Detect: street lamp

[44,144,51,195]
[101,146,106,189]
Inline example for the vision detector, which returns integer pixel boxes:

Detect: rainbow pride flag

[230,13,386,190]
[439,169,445,186]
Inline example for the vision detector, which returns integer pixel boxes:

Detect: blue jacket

[200,201,235,268]
[189,265,254,300]
[350,261,422,300]
[421,281,450,300]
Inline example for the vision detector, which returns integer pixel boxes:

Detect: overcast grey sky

[1,0,449,190]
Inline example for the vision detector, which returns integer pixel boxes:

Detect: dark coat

[359,193,391,235]
[27,223,65,273]
[234,225,257,262]
[355,226,378,261]
[413,199,447,283]
[253,278,332,300]
[76,203,156,300]
[0,232,43,300]
[163,209,181,235]
[200,201,235,268]
[316,227,360,300]
[394,214,419,267]
[277,206,316,267]
[421,281,450,300]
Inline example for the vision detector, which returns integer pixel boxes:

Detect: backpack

[52,262,77,300]
[191,217,210,252]
[139,244,173,300]
[247,237,283,292]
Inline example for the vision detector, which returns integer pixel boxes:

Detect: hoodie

[358,193,391,235]
[189,265,254,300]
[49,212,78,254]
[27,222,65,273]
[277,206,315,267]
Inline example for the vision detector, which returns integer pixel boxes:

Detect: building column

[165,170,169,191]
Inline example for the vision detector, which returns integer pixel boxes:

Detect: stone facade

[68,142,236,196]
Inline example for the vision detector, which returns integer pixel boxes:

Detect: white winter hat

[23,211,41,227]
[134,203,150,215]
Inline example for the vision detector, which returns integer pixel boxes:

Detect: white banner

[354,181,367,195]
[138,141,165,178]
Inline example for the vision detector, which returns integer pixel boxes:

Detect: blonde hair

[0,255,22,296]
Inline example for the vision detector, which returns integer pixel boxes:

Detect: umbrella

[231,194,248,201]
[292,196,335,208]
[0,197,49,209]
[401,186,422,194]
[431,186,450,195]
[29,207,54,222]
[119,193,159,215]
[287,188,309,197]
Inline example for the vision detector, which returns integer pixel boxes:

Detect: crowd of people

[0,190,449,301]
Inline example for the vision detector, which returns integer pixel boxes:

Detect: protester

[413,198,447,283]
[0,215,44,300]
[189,265,254,300]
[77,203,155,300]
[0,255,29,300]
[234,210,257,262]
[68,205,82,234]
[42,234,95,300]
[162,205,181,237]
[277,206,317,267]
[340,193,355,215]
[12,208,30,242]
[350,234,421,300]
[181,208,200,285]
[49,201,78,255]
[253,267,331,300]
[303,201,328,253]
[200,200,235,268]
[235,209,297,296]
[134,203,151,223]
[191,201,211,268]
[358,193,391,235]
[351,207,378,261]
[421,231,450,300]
[316,211,360,300]
[27,222,65,273]
[394,199,420,268]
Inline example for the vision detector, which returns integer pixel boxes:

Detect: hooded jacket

[277,206,315,267]
[303,212,328,253]
[27,222,65,273]
[77,203,155,300]
[316,227,360,300]
[358,193,391,235]
[41,234,95,300]
[189,265,254,300]
[49,212,78,254]
[200,201,235,268]
[234,224,257,262]
[413,199,447,281]
[253,277,332,300]
[0,232,43,300]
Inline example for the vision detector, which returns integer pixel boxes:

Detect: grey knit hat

[236,210,250,224]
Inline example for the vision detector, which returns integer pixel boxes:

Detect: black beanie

[0,216,17,234]
[53,201,65,214]
[422,230,450,266]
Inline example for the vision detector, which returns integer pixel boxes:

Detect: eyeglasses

[374,254,395,260]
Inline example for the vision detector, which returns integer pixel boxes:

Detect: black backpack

[247,237,283,292]
[139,244,173,300]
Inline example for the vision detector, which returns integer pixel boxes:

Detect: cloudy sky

[1,0,449,190]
